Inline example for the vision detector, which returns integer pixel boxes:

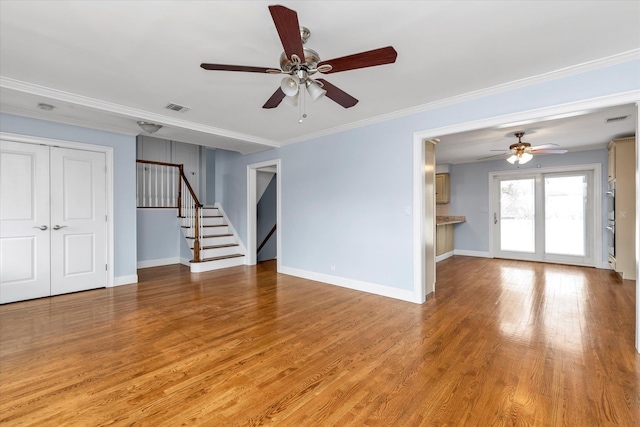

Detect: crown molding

[0,76,281,149]
[281,49,640,145]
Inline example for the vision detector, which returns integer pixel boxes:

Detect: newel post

[193,205,201,262]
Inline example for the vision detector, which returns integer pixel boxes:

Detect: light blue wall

[136,209,181,261]
[205,148,216,205]
[215,59,639,292]
[449,149,609,263]
[0,113,137,279]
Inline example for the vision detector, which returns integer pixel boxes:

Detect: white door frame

[412,91,640,352]
[246,159,281,270]
[0,132,115,287]
[488,164,601,267]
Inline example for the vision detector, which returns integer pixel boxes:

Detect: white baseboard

[137,257,180,269]
[454,249,491,258]
[111,274,138,287]
[436,251,454,263]
[279,266,417,303]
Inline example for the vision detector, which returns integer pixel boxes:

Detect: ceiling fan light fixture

[519,152,533,164]
[506,155,518,164]
[306,80,326,101]
[280,76,299,96]
[137,121,163,133]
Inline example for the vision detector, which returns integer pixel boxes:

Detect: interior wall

[449,148,609,264]
[0,112,138,280]
[215,58,639,297]
[136,209,181,264]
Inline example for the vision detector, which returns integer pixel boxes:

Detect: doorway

[1,139,109,303]
[247,159,281,269]
[490,165,600,267]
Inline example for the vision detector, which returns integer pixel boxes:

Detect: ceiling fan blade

[529,149,568,154]
[318,46,398,74]
[200,63,276,73]
[477,153,509,161]
[529,143,559,150]
[269,5,305,62]
[262,88,286,109]
[315,79,358,108]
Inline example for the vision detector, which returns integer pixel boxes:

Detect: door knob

[33,225,48,231]
[53,225,67,230]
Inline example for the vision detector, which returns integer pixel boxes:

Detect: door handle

[52,225,67,230]
[494,213,498,225]
[33,225,48,231]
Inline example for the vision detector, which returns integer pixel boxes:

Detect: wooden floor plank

[1,257,638,426]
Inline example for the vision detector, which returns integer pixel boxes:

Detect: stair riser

[201,208,220,216]
[200,246,241,258]
[182,226,230,237]
[181,217,225,227]
[189,235,236,247]
[190,255,245,273]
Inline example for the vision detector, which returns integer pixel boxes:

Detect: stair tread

[191,253,244,263]
[186,234,234,239]
[181,224,228,228]
[202,243,239,249]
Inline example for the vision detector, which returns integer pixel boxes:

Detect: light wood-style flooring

[1,257,638,426]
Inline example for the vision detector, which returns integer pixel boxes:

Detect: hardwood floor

[1,257,638,426]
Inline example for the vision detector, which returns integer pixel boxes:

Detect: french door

[492,169,596,266]
[0,140,107,304]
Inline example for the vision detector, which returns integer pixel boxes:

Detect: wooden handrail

[136,159,182,168]
[257,224,277,254]
[179,165,202,208]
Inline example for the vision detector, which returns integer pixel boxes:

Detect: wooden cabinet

[435,173,450,204]
[609,137,636,280]
[436,224,454,256]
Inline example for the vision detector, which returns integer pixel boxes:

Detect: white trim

[213,203,247,255]
[488,163,602,268]
[0,131,116,288]
[246,159,281,271]
[454,249,491,258]
[635,102,640,353]
[0,77,280,149]
[113,274,138,287]
[137,258,180,269]
[412,91,640,308]
[280,266,418,303]
[282,50,640,145]
[180,257,191,267]
[436,251,454,263]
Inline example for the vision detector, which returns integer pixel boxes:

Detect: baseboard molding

[112,274,138,287]
[137,258,180,269]
[279,266,417,303]
[454,249,492,258]
[436,251,454,263]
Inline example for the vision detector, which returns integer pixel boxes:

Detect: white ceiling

[1,1,638,158]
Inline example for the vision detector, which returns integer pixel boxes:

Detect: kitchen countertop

[436,216,466,225]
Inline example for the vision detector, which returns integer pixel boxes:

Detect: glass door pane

[544,175,587,256]
[500,178,535,253]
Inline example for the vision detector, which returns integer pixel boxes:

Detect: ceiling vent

[605,115,629,123]
[165,103,190,113]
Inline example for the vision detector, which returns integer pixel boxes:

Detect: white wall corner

[111,274,138,287]
[436,251,455,263]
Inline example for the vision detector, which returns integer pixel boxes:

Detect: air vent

[165,103,190,113]
[605,115,629,123]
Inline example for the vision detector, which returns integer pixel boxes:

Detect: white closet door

[0,141,51,304]
[50,147,107,295]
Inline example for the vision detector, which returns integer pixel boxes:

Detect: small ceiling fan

[200,5,397,113]
[478,132,568,164]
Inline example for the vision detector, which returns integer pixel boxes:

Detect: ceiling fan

[479,132,568,164]
[200,5,397,115]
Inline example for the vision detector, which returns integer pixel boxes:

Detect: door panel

[496,177,537,257]
[50,147,106,295]
[0,141,51,303]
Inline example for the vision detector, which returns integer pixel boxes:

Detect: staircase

[180,205,246,273]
